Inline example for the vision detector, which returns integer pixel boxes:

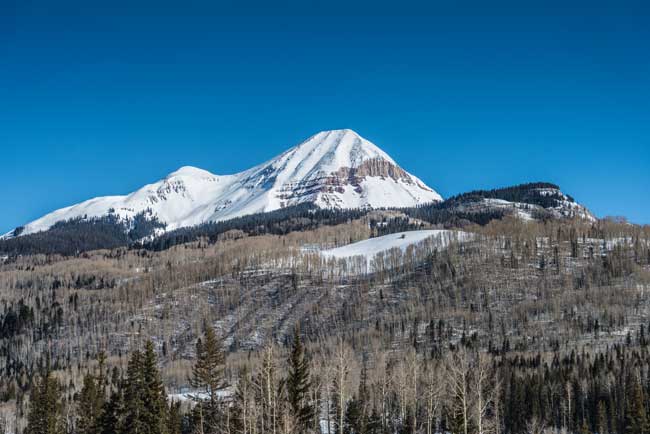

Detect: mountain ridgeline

[444,182,573,207]
[1,181,593,256]
[4,129,442,239]
[404,182,594,225]
[2,129,595,256]
[0,211,167,256]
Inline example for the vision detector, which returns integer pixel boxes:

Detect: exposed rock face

[341,158,412,181]
[275,157,435,203]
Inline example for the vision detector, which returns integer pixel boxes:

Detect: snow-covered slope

[320,229,472,274]
[6,129,442,238]
[321,230,470,260]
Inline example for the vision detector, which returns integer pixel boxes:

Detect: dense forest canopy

[441,182,572,208]
[0,211,166,256]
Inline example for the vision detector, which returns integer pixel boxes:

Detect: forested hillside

[0,211,166,256]
[0,209,649,433]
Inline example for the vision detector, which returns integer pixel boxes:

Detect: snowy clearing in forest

[321,229,471,260]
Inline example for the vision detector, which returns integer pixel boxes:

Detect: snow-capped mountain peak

[280,129,397,173]
[6,129,443,238]
[166,166,216,179]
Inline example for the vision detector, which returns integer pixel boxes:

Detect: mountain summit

[8,129,442,237]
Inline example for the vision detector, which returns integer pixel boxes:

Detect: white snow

[168,388,232,404]
[481,195,595,222]
[6,129,443,238]
[321,230,470,260]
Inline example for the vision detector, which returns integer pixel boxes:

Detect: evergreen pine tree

[118,343,169,434]
[286,325,315,432]
[25,363,65,434]
[98,387,124,434]
[123,349,147,434]
[141,340,169,434]
[77,371,104,434]
[167,401,183,434]
[190,326,228,432]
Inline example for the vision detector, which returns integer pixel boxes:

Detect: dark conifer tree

[98,387,124,434]
[286,325,315,432]
[117,342,169,434]
[141,341,169,434]
[77,371,104,434]
[191,326,227,405]
[122,349,147,434]
[25,362,65,434]
[167,400,183,434]
[189,326,227,432]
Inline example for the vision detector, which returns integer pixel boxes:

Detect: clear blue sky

[2,1,649,233]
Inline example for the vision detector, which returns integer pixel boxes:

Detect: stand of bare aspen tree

[0,213,648,433]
